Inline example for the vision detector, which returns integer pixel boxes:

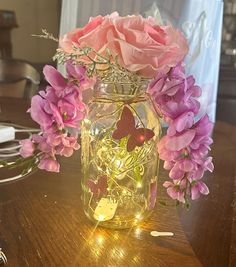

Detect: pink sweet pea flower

[43,65,81,98]
[66,61,96,90]
[19,139,35,158]
[167,111,195,136]
[164,129,196,152]
[189,157,214,180]
[157,135,182,161]
[30,85,86,131]
[153,63,214,203]
[169,163,185,180]
[43,65,67,92]
[191,181,209,200]
[148,63,202,121]
[30,95,53,131]
[46,133,80,157]
[38,158,60,172]
[163,181,185,203]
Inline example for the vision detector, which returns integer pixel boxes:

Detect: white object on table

[150,231,174,237]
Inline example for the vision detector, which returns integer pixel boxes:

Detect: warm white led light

[98,214,105,221]
[114,159,121,167]
[137,182,142,188]
[83,119,90,124]
[97,235,104,244]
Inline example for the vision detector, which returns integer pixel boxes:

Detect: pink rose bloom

[60,13,188,78]
[38,158,60,172]
[60,15,104,53]
[19,139,35,158]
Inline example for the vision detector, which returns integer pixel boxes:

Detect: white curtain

[59,0,223,122]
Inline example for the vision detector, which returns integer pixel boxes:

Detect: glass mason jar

[81,81,161,229]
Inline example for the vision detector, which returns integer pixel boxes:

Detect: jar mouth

[94,81,149,99]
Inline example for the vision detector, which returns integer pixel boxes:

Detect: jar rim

[94,80,150,99]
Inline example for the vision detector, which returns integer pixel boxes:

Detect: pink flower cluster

[148,63,214,203]
[19,62,89,172]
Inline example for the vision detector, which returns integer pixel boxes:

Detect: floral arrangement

[10,13,214,206]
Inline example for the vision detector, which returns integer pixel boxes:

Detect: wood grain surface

[0,97,235,267]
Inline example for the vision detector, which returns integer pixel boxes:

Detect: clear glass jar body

[81,82,161,229]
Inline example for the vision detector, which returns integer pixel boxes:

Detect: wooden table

[0,97,235,267]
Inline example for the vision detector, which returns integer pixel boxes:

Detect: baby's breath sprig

[54,46,148,94]
[32,29,59,42]
[32,30,147,93]
[53,46,111,73]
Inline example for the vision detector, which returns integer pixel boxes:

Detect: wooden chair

[0,58,41,99]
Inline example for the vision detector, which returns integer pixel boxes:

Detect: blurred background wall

[0,0,61,63]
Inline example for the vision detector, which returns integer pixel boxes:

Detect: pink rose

[60,15,104,53]
[19,139,35,158]
[60,14,188,78]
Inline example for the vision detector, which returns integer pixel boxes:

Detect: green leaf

[185,202,191,210]
[176,200,180,207]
